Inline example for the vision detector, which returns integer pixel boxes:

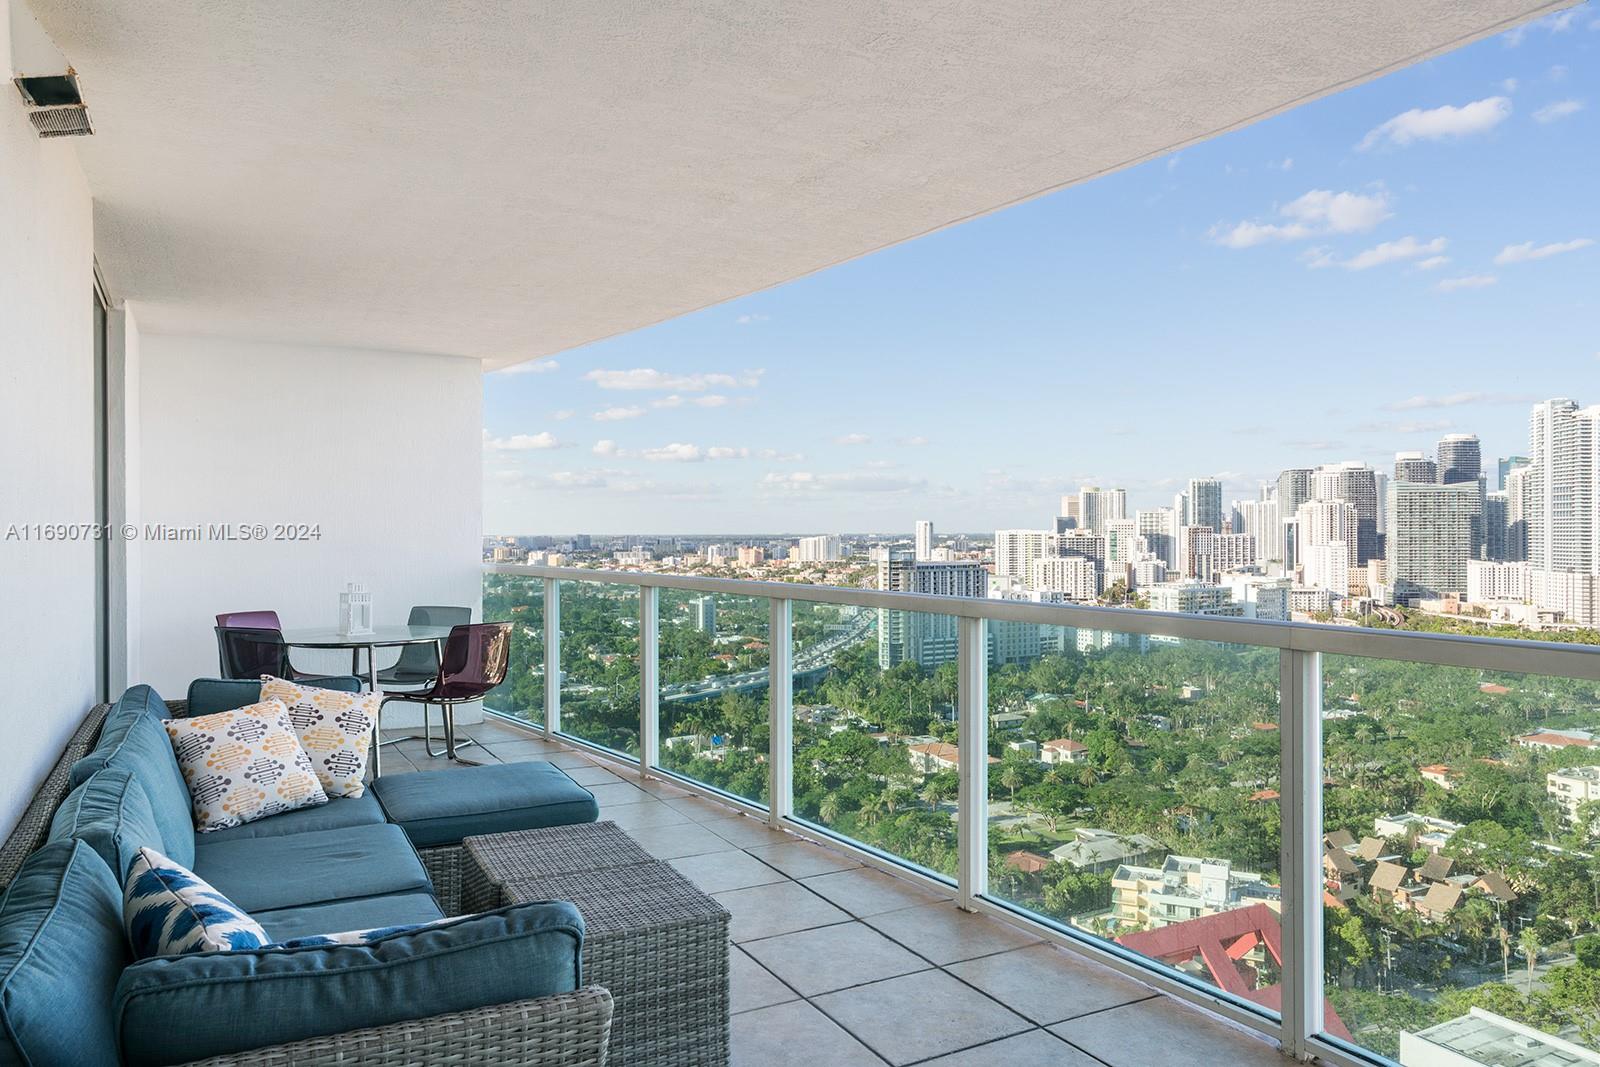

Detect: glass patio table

[280,624,453,778]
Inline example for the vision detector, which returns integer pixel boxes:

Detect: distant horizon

[485,17,1595,533]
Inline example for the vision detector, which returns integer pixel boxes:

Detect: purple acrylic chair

[213,610,332,682]
[378,623,512,764]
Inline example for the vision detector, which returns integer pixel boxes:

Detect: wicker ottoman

[463,823,731,1067]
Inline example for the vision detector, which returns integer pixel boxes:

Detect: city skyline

[484,16,1596,534]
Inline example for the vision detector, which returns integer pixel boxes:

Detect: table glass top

[279,624,453,647]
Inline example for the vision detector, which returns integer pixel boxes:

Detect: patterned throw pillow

[259,676,379,799]
[163,701,328,832]
[124,847,269,956]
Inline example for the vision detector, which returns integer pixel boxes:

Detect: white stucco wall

[135,335,483,717]
[0,22,98,837]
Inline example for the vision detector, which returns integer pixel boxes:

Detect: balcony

[481,564,1600,1066]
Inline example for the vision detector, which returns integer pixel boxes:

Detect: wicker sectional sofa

[0,682,608,1066]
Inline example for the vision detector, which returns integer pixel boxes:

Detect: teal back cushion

[49,769,164,883]
[0,840,127,1067]
[185,676,361,718]
[70,685,195,869]
[116,900,584,1066]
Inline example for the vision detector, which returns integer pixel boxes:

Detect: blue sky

[485,11,1597,536]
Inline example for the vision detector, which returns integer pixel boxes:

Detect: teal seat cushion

[192,823,430,913]
[70,686,195,869]
[48,768,163,881]
[370,761,598,848]
[194,792,386,844]
[185,676,362,718]
[115,900,584,1067]
[0,840,128,1067]
[254,890,445,943]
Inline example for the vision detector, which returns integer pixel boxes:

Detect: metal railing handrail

[487,562,1600,680]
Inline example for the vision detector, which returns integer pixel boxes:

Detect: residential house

[1040,738,1088,765]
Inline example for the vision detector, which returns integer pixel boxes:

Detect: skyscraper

[1498,455,1530,492]
[1276,468,1314,562]
[876,550,987,667]
[1312,462,1382,564]
[1436,433,1482,486]
[1076,487,1126,536]
[914,520,933,561]
[1483,491,1510,562]
[1394,451,1437,484]
[1296,499,1358,591]
[1136,508,1178,570]
[1387,481,1481,603]
[994,529,1056,583]
[1527,399,1599,574]
[1187,478,1223,533]
[1058,495,1081,530]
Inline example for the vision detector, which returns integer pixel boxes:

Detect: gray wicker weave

[419,843,465,915]
[0,700,114,890]
[464,825,730,1067]
[176,986,614,1067]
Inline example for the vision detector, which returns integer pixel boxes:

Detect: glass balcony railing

[483,563,1600,1066]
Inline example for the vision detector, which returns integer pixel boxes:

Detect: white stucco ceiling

[32,0,1570,366]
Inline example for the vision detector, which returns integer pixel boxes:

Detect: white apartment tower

[1527,399,1600,574]
[1187,478,1223,532]
[794,534,842,562]
[914,520,933,561]
[1312,462,1382,564]
[994,529,1056,583]
[876,551,987,667]
[1386,481,1481,603]
[1077,487,1127,535]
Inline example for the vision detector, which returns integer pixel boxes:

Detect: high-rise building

[1483,491,1510,562]
[1312,462,1382,564]
[1303,543,1350,601]
[1030,557,1100,600]
[914,520,933,561]
[691,596,717,636]
[876,551,987,667]
[1180,525,1215,581]
[1436,433,1482,485]
[1505,464,1533,563]
[994,529,1056,583]
[1386,481,1482,603]
[794,534,842,562]
[1527,399,1600,574]
[1213,533,1257,575]
[1136,508,1178,570]
[1498,455,1530,492]
[1276,469,1314,520]
[1104,519,1139,568]
[1187,478,1223,532]
[1394,451,1437,484]
[1075,487,1126,535]
[1144,582,1243,617]
[1058,495,1081,530]
[1237,499,1280,560]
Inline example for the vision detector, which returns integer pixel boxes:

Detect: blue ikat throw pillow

[123,846,270,957]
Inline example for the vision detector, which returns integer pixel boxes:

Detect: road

[661,607,876,704]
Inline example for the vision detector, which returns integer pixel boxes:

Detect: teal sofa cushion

[0,841,128,1067]
[254,890,445,943]
[192,823,430,913]
[70,686,195,869]
[185,676,361,718]
[115,901,585,1067]
[48,768,163,880]
[195,792,386,844]
[370,761,598,848]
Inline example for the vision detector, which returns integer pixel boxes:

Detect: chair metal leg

[442,701,480,765]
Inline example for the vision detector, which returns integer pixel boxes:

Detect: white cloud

[705,446,750,460]
[1358,96,1510,150]
[1211,189,1391,248]
[643,443,702,462]
[735,313,770,325]
[1506,10,1583,46]
[897,435,929,446]
[834,433,871,446]
[1385,391,1532,411]
[694,395,732,408]
[1501,77,1520,93]
[591,406,646,422]
[1494,237,1594,264]
[592,439,623,457]
[1436,274,1498,293]
[483,431,560,451]
[583,368,764,391]
[1533,98,1584,123]
[553,410,575,420]
[757,448,805,461]
[651,395,684,409]
[1272,157,1294,171]
[1417,255,1451,271]
[493,359,560,375]
[1305,236,1459,271]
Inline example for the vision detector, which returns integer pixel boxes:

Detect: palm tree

[1520,928,1540,994]
[999,761,1024,802]
[818,792,841,825]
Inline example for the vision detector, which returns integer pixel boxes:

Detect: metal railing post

[543,579,560,740]
[1279,647,1324,1060]
[640,586,660,776]
[957,615,988,911]
[768,598,794,827]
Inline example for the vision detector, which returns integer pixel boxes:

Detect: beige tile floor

[381,720,1291,1067]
